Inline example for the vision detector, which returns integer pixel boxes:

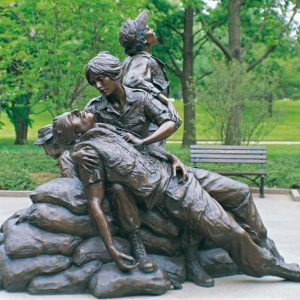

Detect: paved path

[0,193,300,300]
[167,141,300,144]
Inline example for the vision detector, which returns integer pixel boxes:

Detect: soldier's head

[53,109,95,146]
[119,11,157,56]
[35,125,64,159]
[85,51,122,97]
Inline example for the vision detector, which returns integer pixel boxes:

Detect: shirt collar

[97,86,139,113]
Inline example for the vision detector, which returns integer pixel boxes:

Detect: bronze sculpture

[1,12,300,299]
[83,51,184,274]
[52,108,300,285]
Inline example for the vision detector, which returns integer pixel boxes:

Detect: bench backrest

[190,145,267,164]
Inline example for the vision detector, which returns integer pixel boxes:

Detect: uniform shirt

[84,86,173,138]
[72,126,208,219]
[121,52,169,98]
[72,125,171,209]
[58,151,77,178]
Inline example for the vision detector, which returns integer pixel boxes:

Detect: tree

[151,0,212,147]
[0,1,38,144]
[199,0,299,144]
[0,0,146,144]
[199,60,280,144]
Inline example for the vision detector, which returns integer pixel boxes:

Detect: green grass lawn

[170,99,300,141]
[0,99,300,144]
[0,143,299,190]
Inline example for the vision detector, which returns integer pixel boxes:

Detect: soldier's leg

[182,229,214,287]
[190,168,283,260]
[164,183,300,281]
[197,194,300,280]
[109,183,155,273]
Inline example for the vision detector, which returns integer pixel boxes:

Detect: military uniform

[84,87,268,247]
[84,86,174,138]
[72,126,278,277]
[121,52,169,98]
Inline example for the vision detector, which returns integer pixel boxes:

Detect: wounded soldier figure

[52,109,300,283]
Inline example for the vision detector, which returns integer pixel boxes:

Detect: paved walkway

[167,141,300,144]
[0,193,300,300]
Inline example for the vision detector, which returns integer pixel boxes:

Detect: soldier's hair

[52,112,76,147]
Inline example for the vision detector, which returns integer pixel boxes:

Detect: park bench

[189,145,267,198]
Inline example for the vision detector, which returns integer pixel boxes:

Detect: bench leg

[260,176,265,198]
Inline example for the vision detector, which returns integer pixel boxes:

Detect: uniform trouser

[190,168,267,245]
[109,168,268,248]
[160,175,273,277]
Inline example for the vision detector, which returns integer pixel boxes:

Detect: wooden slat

[190,145,266,150]
[190,153,266,160]
[190,149,266,155]
[190,158,266,164]
[216,171,267,176]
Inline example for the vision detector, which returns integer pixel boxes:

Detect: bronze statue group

[23,11,300,294]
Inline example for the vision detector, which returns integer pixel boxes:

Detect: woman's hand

[122,132,144,147]
[171,157,188,183]
[110,249,138,271]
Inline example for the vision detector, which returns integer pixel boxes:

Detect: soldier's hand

[111,249,138,271]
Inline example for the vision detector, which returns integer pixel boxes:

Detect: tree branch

[196,70,213,82]
[193,37,209,59]
[193,28,203,38]
[199,17,232,60]
[247,45,277,71]
[167,50,182,78]
[247,2,298,72]
[242,0,274,54]
[166,24,183,38]
[193,34,208,47]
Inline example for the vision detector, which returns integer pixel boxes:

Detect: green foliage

[0,144,59,190]
[0,0,299,144]
[0,143,298,190]
[0,0,147,143]
[197,61,280,144]
[277,56,300,99]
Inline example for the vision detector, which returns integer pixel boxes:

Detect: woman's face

[145,25,157,46]
[88,73,118,97]
[70,109,95,134]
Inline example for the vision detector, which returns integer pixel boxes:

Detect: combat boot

[269,259,300,282]
[129,231,156,273]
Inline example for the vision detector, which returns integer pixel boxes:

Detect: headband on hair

[86,51,122,85]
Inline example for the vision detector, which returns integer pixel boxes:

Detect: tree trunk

[182,6,196,147]
[225,101,242,145]
[228,0,242,61]
[14,117,28,145]
[12,94,30,145]
[225,0,243,145]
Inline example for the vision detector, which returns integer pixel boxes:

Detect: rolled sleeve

[72,146,105,187]
[144,95,173,126]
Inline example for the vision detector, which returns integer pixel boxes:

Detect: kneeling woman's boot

[129,231,156,273]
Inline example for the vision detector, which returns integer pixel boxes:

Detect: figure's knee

[239,182,251,198]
